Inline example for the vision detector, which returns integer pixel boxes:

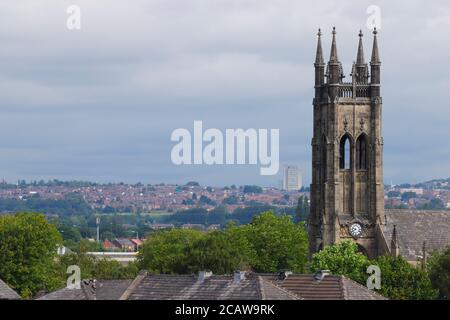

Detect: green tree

[207,205,228,225]
[138,228,204,274]
[243,185,263,194]
[94,260,138,279]
[310,241,369,284]
[57,252,96,280]
[401,191,417,202]
[231,205,275,225]
[187,227,255,274]
[244,212,308,273]
[57,252,139,282]
[100,231,116,241]
[373,255,438,300]
[58,224,82,242]
[0,213,62,298]
[428,246,450,299]
[418,198,445,210]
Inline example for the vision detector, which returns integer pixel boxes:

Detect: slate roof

[121,271,384,300]
[37,279,133,300]
[260,274,385,300]
[121,272,300,300]
[0,279,21,300]
[114,238,135,247]
[341,277,386,300]
[261,274,344,300]
[385,210,450,261]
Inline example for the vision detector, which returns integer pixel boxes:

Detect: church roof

[385,209,450,261]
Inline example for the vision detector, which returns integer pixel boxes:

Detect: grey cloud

[0,0,449,185]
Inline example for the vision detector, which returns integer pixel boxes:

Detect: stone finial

[329,27,339,63]
[390,225,400,257]
[315,28,324,65]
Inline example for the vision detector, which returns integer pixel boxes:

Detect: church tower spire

[370,28,380,64]
[328,27,342,85]
[315,28,324,65]
[356,30,365,65]
[354,30,369,84]
[329,27,338,63]
[314,29,325,94]
[390,225,400,257]
[370,28,381,96]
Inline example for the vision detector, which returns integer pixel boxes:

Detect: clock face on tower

[349,223,363,238]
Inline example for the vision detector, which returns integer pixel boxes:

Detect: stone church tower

[309,28,385,259]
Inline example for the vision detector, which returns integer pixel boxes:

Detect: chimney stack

[233,271,246,283]
[313,270,330,281]
[277,270,293,281]
[198,271,213,283]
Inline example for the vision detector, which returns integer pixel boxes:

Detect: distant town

[1,177,449,214]
[0,179,306,214]
[0,177,449,254]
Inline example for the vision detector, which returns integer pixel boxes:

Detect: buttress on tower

[309,27,385,259]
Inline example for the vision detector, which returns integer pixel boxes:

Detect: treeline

[139,212,309,275]
[1,179,150,189]
[161,201,307,227]
[0,193,93,216]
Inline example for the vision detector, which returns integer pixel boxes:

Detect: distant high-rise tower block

[283,165,302,191]
[309,28,385,259]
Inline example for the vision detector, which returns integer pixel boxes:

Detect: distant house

[113,238,135,252]
[207,224,221,231]
[149,223,174,230]
[0,279,21,300]
[130,239,143,251]
[181,224,205,231]
[102,239,115,251]
[86,252,137,266]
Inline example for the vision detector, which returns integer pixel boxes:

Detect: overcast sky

[0,0,449,187]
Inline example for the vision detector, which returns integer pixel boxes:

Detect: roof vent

[198,271,213,283]
[277,270,293,280]
[233,271,246,283]
[313,270,330,281]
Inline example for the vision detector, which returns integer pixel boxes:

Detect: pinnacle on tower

[356,30,365,65]
[315,28,324,65]
[329,27,339,63]
[371,28,380,64]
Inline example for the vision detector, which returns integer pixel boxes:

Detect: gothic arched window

[339,135,351,170]
[356,134,368,170]
[322,135,327,180]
